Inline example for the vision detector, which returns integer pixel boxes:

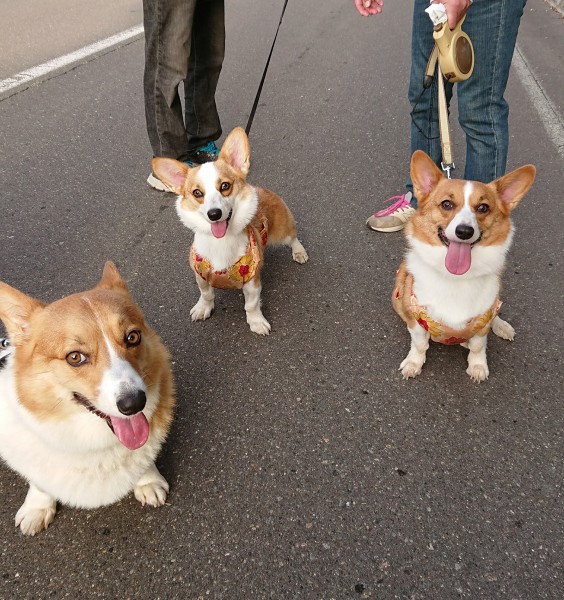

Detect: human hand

[354,0,384,17]
[432,0,471,29]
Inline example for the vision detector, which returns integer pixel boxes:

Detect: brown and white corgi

[152,127,308,336]
[0,262,175,535]
[393,151,536,382]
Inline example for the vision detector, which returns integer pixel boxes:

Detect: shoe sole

[366,220,406,233]
[147,173,173,192]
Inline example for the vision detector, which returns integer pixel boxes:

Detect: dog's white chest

[193,232,249,271]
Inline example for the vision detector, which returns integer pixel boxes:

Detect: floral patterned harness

[190,218,268,290]
[401,288,502,345]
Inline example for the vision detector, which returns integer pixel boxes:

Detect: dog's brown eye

[440,200,454,210]
[193,189,203,198]
[66,351,87,367]
[477,203,489,213]
[220,181,231,193]
[125,330,142,347]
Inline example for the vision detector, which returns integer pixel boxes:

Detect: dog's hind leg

[492,316,515,341]
[15,483,57,536]
[289,237,309,264]
[243,278,271,335]
[134,462,169,507]
[190,276,215,321]
[400,325,430,379]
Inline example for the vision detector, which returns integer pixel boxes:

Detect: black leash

[245,0,289,136]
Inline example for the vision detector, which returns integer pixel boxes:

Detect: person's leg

[457,0,527,182]
[366,0,452,231]
[407,0,454,200]
[184,0,225,154]
[143,0,197,161]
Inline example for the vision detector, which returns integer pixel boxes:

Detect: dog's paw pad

[292,249,309,264]
[15,506,56,536]
[492,317,515,341]
[190,302,213,321]
[134,479,169,508]
[467,364,489,383]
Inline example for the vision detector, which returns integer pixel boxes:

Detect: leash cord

[409,83,440,142]
[245,0,290,136]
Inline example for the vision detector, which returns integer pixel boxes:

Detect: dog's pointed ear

[219,127,250,176]
[97,261,130,294]
[151,158,190,194]
[410,151,444,204]
[0,282,44,343]
[492,165,536,213]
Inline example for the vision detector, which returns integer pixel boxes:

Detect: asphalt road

[0,1,562,599]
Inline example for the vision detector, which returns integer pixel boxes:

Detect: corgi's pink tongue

[211,220,228,238]
[445,240,472,275]
[110,413,149,450]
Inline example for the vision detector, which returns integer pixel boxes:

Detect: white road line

[513,44,564,161]
[0,24,143,99]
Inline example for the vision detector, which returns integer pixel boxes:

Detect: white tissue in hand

[425,3,447,26]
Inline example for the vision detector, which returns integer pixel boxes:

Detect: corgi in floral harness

[152,127,308,335]
[392,151,535,382]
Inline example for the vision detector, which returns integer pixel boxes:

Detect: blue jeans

[407,0,527,204]
[143,0,225,161]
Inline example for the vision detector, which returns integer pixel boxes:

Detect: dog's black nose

[116,390,147,416]
[455,224,475,240]
[207,208,222,222]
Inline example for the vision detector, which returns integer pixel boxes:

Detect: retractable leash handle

[433,15,474,83]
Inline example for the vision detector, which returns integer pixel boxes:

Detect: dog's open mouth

[210,210,232,239]
[438,228,481,276]
[72,393,149,450]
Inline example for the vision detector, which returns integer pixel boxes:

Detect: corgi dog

[0,262,175,535]
[393,151,536,382]
[152,127,308,335]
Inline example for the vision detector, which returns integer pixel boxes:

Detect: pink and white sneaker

[366,192,415,232]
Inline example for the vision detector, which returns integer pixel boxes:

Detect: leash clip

[441,161,455,179]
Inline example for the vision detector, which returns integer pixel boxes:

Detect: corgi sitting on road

[0,262,175,535]
[152,127,308,336]
[393,151,535,382]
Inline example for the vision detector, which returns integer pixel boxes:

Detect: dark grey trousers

[143,0,225,160]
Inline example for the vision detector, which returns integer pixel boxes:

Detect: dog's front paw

[134,477,169,508]
[467,363,489,383]
[190,300,214,321]
[399,361,423,379]
[15,504,56,536]
[492,317,515,341]
[247,315,271,336]
[399,352,425,379]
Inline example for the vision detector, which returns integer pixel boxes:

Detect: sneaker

[366,192,415,232]
[185,140,220,166]
[147,172,173,192]
[147,141,220,191]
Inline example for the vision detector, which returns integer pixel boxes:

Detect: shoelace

[374,195,411,217]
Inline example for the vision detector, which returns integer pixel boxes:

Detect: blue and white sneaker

[185,140,220,167]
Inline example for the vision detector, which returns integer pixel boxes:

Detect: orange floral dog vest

[398,288,502,345]
[190,219,268,290]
